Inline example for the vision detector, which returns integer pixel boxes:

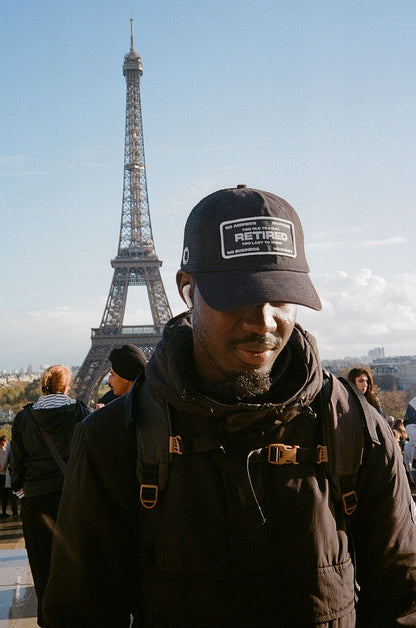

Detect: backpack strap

[125,377,172,510]
[321,371,380,515]
[130,377,226,509]
[137,390,172,509]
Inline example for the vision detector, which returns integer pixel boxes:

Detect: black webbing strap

[140,435,224,509]
[321,374,368,516]
[140,463,159,510]
[169,435,225,456]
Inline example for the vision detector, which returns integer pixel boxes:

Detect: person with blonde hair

[10,365,89,627]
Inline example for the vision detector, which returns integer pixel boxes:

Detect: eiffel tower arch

[74,21,172,405]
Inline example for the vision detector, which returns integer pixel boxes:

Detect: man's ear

[176,271,194,309]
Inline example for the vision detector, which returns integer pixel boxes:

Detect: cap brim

[194,270,322,312]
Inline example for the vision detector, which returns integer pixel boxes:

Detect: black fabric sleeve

[353,412,416,627]
[9,409,26,491]
[43,401,141,627]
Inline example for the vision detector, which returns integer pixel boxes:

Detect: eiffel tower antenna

[74,23,172,405]
[130,16,135,50]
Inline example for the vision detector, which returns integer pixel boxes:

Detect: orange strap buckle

[268,444,299,465]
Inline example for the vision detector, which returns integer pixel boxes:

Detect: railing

[91,325,163,338]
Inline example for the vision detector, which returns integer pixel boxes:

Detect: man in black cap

[95,344,147,408]
[44,187,416,627]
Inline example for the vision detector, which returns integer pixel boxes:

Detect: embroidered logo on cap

[220,216,296,259]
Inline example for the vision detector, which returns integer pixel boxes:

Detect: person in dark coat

[44,187,416,627]
[94,344,147,409]
[10,364,90,627]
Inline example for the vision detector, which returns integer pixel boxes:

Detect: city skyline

[3,346,414,378]
[1,1,416,371]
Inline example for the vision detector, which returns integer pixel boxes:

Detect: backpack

[127,370,381,513]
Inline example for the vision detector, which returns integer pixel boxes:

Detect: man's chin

[231,370,272,400]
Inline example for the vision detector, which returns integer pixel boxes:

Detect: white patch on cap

[220,216,296,259]
[182,246,190,265]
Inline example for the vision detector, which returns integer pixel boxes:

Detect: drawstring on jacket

[246,448,267,525]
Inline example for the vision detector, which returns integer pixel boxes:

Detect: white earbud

[183,284,193,309]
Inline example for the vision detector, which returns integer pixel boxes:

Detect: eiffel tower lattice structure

[74,22,172,405]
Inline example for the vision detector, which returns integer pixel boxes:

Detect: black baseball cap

[180,185,322,312]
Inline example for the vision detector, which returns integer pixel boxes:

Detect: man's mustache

[230,333,279,349]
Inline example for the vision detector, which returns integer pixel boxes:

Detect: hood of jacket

[143,312,322,433]
[24,400,88,431]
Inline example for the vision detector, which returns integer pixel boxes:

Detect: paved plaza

[0,516,37,628]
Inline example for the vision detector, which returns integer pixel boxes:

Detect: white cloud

[357,237,407,248]
[298,268,416,359]
[307,227,407,251]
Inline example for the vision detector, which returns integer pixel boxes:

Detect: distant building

[368,347,385,362]
[0,365,79,388]
[397,359,416,391]
[372,356,416,391]
[321,357,363,376]
[372,364,397,390]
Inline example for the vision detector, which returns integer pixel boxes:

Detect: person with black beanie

[95,344,147,408]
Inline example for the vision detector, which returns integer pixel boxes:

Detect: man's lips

[234,343,277,366]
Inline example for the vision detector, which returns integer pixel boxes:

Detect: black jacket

[10,399,90,497]
[44,315,416,627]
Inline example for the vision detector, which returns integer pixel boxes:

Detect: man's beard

[229,369,272,400]
[194,367,273,404]
[199,371,272,403]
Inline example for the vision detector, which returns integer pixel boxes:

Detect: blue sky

[1,0,416,371]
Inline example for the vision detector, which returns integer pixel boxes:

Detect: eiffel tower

[74,21,172,405]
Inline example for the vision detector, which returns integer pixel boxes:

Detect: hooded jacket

[10,399,90,497]
[44,315,416,627]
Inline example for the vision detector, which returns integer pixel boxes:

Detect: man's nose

[241,303,278,334]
